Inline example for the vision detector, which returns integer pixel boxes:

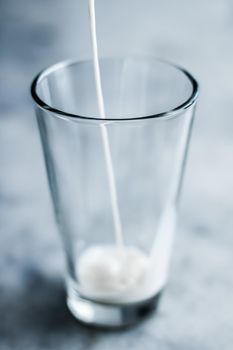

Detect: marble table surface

[1,0,233,349]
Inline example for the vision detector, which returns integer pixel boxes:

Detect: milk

[76,0,174,303]
[78,245,149,303]
[77,206,176,303]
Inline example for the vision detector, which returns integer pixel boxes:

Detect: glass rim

[31,55,199,123]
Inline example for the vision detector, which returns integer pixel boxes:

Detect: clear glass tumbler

[31,56,198,327]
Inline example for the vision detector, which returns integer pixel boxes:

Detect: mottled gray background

[1,0,233,349]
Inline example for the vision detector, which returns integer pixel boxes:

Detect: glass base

[67,288,162,328]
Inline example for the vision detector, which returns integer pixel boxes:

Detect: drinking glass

[31,56,198,327]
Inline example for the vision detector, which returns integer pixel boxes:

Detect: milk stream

[88,0,124,251]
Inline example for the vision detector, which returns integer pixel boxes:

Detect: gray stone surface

[0,0,233,349]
